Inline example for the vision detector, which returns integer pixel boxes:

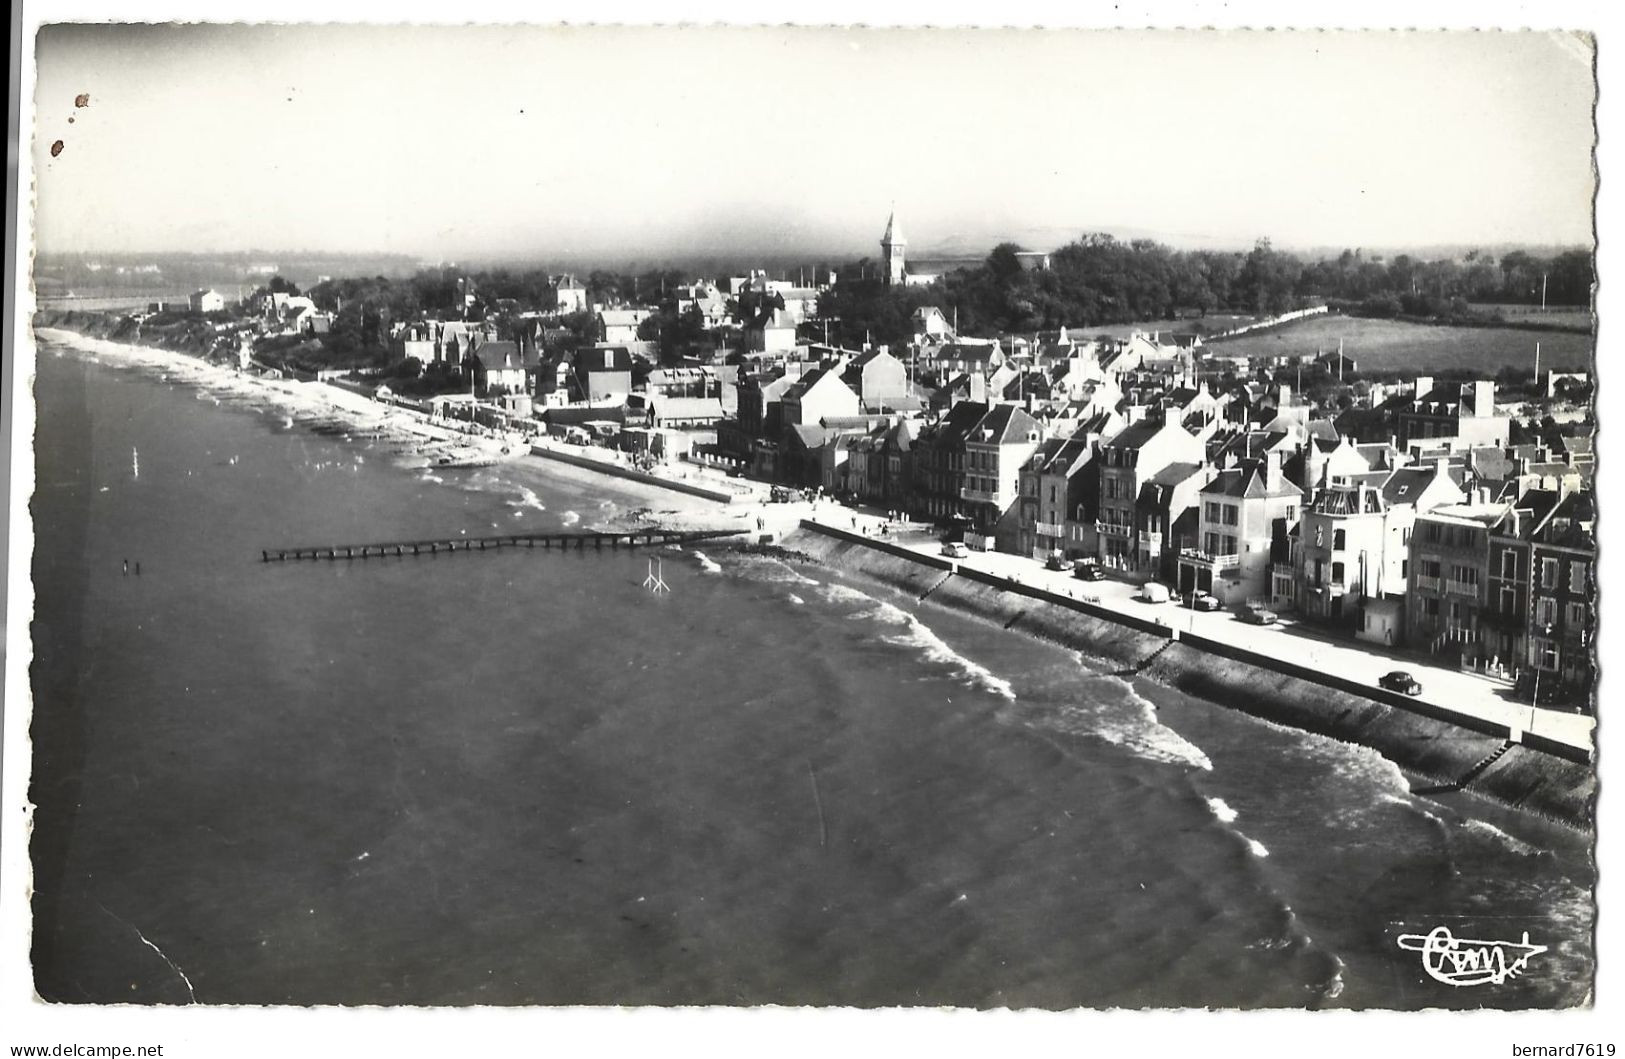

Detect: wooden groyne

[261,528,739,563]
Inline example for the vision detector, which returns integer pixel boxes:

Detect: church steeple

[881,205,907,287]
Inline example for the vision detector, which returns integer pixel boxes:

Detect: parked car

[941,541,970,558]
[1379,670,1424,696]
[768,486,792,503]
[1044,550,1068,571]
[1138,582,1171,604]
[1186,591,1222,612]
[1073,559,1106,582]
[1238,604,1278,625]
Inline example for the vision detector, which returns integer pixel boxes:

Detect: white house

[190,288,225,313]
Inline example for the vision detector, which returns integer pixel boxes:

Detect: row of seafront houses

[178,271,1594,706]
[719,323,1596,706]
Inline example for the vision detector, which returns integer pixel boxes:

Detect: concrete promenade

[800,507,1595,756]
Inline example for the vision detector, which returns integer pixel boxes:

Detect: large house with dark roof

[1295,459,1466,639]
[1177,452,1303,605]
[1096,419,1204,573]
[961,404,1043,548]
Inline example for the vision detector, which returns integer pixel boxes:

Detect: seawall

[786,522,1593,829]
[529,445,737,504]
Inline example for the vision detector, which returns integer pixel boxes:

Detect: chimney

[1265,449,1283,492]
[1435,456,1449,479]
[1472,379,1496,417]
[1414,375,1434,399]
[969,373,987,404]
[1277,383,1291,408]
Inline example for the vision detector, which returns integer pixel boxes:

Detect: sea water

[26,332,1594,1008]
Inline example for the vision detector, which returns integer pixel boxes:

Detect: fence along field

[1206,313,1592,372]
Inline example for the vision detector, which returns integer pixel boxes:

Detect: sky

[30,24,1598,262]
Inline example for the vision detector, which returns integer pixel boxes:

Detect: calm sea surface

[28,332,1595,1009]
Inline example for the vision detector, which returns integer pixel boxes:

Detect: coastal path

[803,509,1595,756]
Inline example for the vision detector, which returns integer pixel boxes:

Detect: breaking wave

[820,583,1016,700]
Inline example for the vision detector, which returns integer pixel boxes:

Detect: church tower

[881,207,907,287]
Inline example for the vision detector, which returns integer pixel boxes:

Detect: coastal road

[806,509,1595,756]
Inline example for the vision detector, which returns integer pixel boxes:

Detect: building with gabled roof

[1096,419,1204,574]
[1296,458,1466,637]
[1178,451,1303,605]
[597,309,650,345]
[781,366,860,427]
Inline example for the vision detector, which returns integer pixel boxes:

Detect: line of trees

[819,235,1593,349]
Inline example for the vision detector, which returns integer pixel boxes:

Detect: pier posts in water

[261,529,732,564]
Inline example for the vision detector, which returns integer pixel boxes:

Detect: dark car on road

[1186,591,1221,612]
[1238,604,1278,625]
[1073,559,1106,582]
[1379,670,1423,696]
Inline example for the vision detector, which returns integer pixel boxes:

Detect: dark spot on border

[75,93,90,108]
[50,140,64,157]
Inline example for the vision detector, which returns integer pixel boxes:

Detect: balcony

[1415,575,1441,591]
[961,486,1001,505]
[1179,548,1241,569]
[1035,521,1064,538]
[1445,579,1480,596]
[1096,521,1133,539]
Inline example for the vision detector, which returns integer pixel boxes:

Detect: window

[1567,601,1588,628]
[1204,532,1220,554]
[1221,535,1238,556]
[1313,559,1324,586]
[1535,596,1557,628]
[1500,550,1518,579]
[1402,526,1413,546]
[1332,561,1346,585]
[1541,558,1559,590]
[1536,639,1559,671]
[1285,505,1297,523]
[1570,561,1588,594]
[1401,559,1408,578]
[1423,598,1440,616]
[1315,525,1325,547]
[1420,559,1442,579]
[1106,478,1118,500]
[1223,504,1239,526]
[1049,485,1058,505]
[1333,529,1346,550]
[1205,501,1221,523]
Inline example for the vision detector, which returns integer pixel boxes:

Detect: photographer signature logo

[1397,926,1547,987]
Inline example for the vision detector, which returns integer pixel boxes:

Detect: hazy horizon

[32,25,1597,263]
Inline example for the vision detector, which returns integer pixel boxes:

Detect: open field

[1206,313,1592,372]
[1471,303,1594,330]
